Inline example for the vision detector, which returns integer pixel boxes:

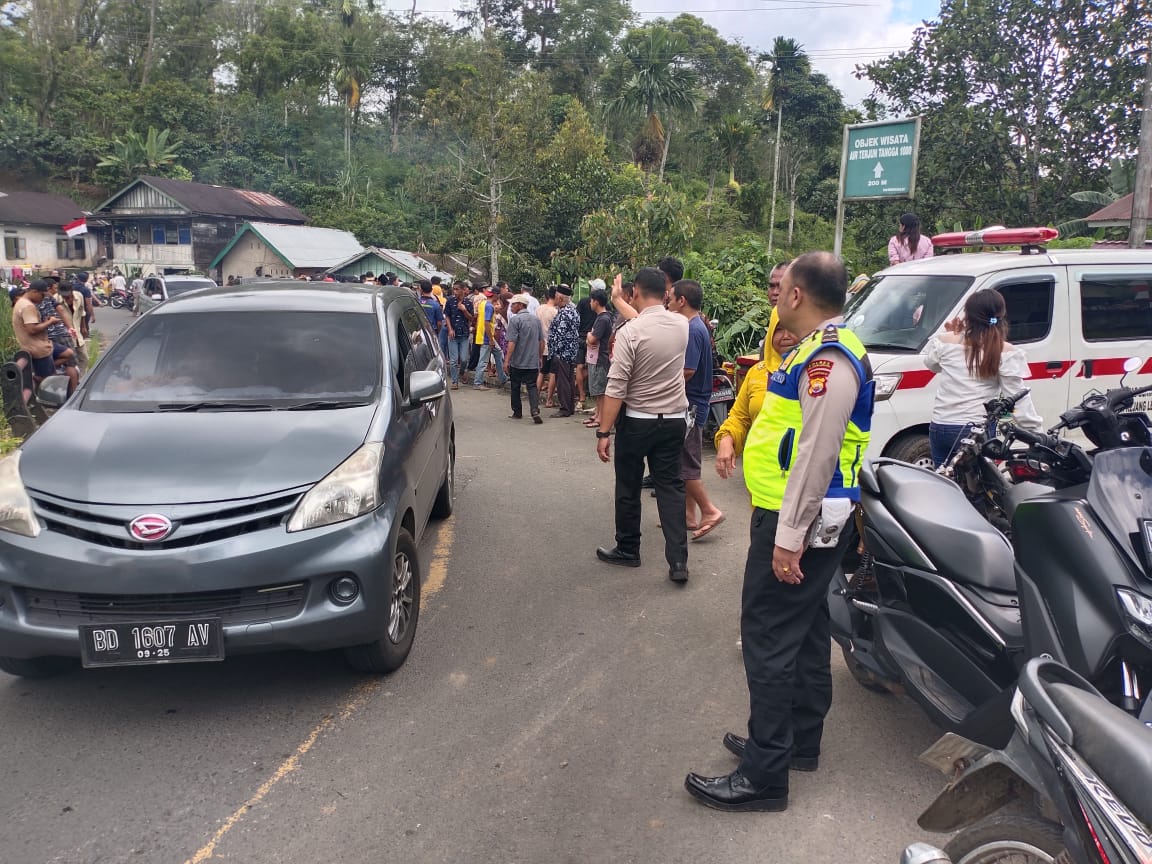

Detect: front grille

[21,582,308,627]
[28,489,305,550]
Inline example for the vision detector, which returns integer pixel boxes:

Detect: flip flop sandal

[691,514,727,541]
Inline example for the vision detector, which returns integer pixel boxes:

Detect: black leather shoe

[508,413,523,419]
[669,563,689,583]
[722,734,819,771]
[641,474,654,489]
[596,546,641,568]
[684,770,788,812]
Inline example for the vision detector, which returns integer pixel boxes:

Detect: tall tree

[714,114,755,193]
[762,36,810,256]
[604,25,699,175]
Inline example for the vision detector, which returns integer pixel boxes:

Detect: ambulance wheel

[887,434,933,469]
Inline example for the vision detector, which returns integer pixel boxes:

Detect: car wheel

[886,433,933,468]
[430,442,455,519]
[0,655,75,678]
[344,528,421,674]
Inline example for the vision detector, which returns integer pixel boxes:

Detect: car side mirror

[408,370,445,408]
[37,375,70,408]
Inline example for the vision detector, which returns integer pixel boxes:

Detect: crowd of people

[7,270,99,394]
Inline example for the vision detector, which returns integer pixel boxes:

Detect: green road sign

[841,118,921,200]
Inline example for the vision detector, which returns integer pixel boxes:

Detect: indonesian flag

[63,217,87,237]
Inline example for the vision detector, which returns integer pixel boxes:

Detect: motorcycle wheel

[943,814,1064,864]
[703,403,728,448]
[109,295,125,309]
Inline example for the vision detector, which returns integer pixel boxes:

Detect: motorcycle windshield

[1086,448,1152,579]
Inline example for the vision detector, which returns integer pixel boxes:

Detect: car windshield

[166,279,215,297]
[83,311,381,412]
[844,273,974,352]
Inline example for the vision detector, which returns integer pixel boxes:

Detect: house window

[113,224,140,245]
[57,238,71,258]
[73,238,86,258]
[150,222,191,245]
[4,236,26,260]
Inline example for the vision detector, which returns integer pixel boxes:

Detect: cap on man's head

[510,295,528,307]
[75,271,89,281]
[484,289,494,297]
[27,279,49,293]
[589,278,606,292]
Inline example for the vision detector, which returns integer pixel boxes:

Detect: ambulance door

[1068,265,1152,412]
[984,269,1070,428]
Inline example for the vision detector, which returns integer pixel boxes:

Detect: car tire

[886,433,933,468]
[430,442,454,519]
[0,655,74,679]
[344,528,421,674]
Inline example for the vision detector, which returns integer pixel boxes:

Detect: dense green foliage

[0,0,1145,340]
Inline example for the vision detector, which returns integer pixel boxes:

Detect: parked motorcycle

[831,382,1152,746]
[901,657,1152,864]
[108,287,130,309]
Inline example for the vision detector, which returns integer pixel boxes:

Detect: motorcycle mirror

[1121,356,1143,387]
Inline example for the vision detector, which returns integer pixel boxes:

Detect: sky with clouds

[383,0,941,106]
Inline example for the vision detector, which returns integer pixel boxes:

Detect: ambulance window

[1080,276,1152,342]
[995,279,1053,344]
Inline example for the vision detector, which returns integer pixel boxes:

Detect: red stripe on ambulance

[1075,358,1140,377]
[896,370,936,390]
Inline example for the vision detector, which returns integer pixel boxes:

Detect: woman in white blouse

[923,288,1044,467]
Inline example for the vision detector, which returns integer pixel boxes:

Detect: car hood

[21,406,376,505]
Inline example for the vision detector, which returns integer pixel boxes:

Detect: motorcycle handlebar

[1109,383,1152,410]
[1008,425,1057,450]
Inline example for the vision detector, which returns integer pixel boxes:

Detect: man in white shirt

[518,286,539,315]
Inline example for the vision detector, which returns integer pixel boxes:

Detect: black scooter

[901,657,1152,864]
[831,382,1152,745]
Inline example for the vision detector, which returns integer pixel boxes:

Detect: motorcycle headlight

[1117,588,1152,648]
[0,451,40,538]
[287,443,382,533]
[874,373,901,402]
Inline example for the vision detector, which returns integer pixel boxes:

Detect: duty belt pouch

[808,498,853,549]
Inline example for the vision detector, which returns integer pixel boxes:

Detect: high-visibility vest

[743,324,874,511]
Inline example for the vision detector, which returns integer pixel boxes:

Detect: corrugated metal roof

[327,247,460,283]
[216,222,364,269]
[97,176,307,222]
[0,190,85,227]
[1086,190,1152,226]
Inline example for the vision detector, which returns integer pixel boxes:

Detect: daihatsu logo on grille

[128,514,174,543]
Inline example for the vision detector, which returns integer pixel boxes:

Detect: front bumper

[0,509,396,661]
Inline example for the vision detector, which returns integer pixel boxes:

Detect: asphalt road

[0,341,947,864]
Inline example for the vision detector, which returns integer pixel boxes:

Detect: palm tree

[606,26,699,177]
[762,37,810,254]
[715,114,755,193]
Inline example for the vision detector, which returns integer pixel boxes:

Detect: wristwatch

[595,430,612,439]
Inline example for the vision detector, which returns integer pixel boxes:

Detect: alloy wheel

[388,551,415,644]
[955,841,1058,864]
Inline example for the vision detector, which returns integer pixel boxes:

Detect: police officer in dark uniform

[685,252,875,812]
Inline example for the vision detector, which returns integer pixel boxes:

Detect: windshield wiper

[156,401,275,412]
[281,400,372,411]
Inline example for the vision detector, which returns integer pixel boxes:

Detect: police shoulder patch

[806,357,834,397]
[821,325,840,344]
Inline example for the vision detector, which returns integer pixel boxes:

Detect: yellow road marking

[184,679,379,864]
[185,519,456,861]
[421,519,453,610]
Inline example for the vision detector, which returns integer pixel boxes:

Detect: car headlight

[287,443,382,533]
[1117,588,1152,648]
[0,451,40,538]
[874,373,902,402]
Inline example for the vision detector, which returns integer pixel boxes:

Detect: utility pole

[1130,53,1152,248]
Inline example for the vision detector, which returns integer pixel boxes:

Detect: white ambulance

[845,243,1152,465]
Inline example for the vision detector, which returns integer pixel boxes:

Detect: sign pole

[833,124,849,258]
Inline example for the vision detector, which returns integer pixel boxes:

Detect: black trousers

[613,415,688,567]
[553,356,576,413]
[468,341,481,372]
[508,367,540,416]
[738,507,848,787]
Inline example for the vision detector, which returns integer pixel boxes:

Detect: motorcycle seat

[1047,682,1152,829]
[873,459,1016,592]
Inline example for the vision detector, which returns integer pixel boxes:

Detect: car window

[1080,275,1152,342]
[83,311,381,411]
[844,274,974,352]
[394,320,412,391]
[402,305,433,369]
[994,279,1054,344]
